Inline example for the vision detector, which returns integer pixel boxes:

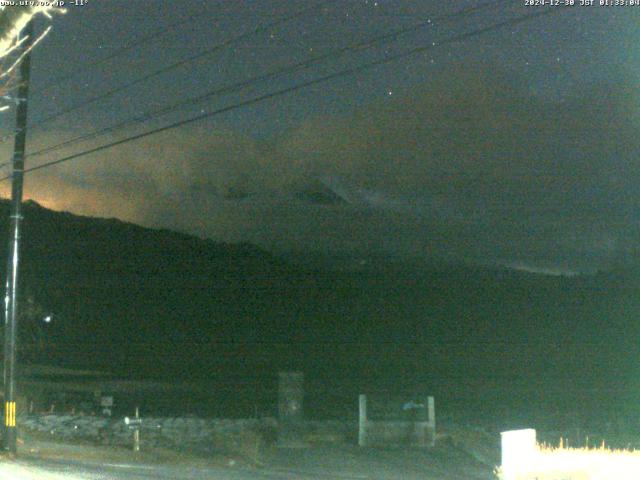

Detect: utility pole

[3,20,34,455]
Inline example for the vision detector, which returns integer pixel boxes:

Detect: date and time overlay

[526,0,640,6]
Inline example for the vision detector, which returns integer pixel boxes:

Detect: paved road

[0,440,494,479]
[0,457,375,480]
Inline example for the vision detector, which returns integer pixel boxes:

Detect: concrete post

[277,372,305,447]
[427,396,435,447]
[278,372,304,421]
[133,406,140,452]
[358,394,367,447]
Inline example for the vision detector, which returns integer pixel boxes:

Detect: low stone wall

[19,414,277,454]
[18,414,354,455]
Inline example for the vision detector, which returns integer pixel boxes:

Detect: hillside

[0,200,287,371]
[0,200,638,426]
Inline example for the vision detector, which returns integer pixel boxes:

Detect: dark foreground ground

[0,427,497,479]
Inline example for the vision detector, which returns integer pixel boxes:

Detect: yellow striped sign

[5,401,15,427]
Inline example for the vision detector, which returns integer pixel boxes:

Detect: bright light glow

[499,429,640,480]
[0,6,58,60]
[0,6,63,114]
[43,315,51,323]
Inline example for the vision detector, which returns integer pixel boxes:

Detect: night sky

[0,0,638,274]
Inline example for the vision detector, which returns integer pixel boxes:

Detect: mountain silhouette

[0,199,637,424]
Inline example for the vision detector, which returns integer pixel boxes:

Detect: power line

[25,0,335,133]
[34,2,216,95]
[1,7,568,182]
[27,0,512,160]
[13,7,564,179]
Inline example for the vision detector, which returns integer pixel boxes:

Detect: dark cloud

[12,62,640,272]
